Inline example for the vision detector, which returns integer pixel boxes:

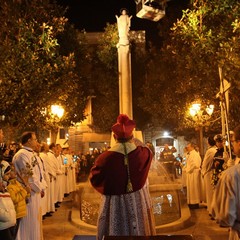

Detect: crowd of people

[0,115,156,240]
[75,149,101,180]
[179,127,240,240]
[1,118,240,240]
[180,133,233,210]
[152,127,240,240]
[0,130,77,240]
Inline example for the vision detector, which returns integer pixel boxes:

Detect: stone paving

[42,193,93,240]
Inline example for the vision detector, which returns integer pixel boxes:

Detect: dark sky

[56,0,189,47]
[56,0,188,32]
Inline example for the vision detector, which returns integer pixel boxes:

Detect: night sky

[56,0,150,32]
[56,0,188,32]
[55,0,189,48]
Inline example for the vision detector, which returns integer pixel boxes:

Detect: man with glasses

[211,125,240,239]
[12,132,43,240]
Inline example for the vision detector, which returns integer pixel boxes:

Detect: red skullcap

[112,114,136,140]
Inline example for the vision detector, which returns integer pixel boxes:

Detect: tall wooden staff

[218,66,233,163]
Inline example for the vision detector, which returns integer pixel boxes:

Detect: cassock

[90,142,156,240]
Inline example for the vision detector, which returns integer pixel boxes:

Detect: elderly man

[12,132,43,240]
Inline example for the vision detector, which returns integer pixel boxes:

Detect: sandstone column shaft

[118,44,133,119]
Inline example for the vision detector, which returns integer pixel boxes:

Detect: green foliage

[90,24,119,131]
[170,0,240,130]
[97,23,119,71]
[0,0,87,133]
[138,0,240,135]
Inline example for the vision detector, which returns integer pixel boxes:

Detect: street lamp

[50,105,65,143]
[189,103,214,158]
[51,105,64,119]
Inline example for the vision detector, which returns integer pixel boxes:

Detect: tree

[91,23,119,132]
[138,0,240,135]
[170,0,240,129]
[0,0,88,139]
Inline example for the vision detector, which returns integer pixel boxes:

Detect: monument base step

[73,235,194,240]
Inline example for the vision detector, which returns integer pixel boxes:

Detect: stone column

[116,9,133,119]
[117,44,133,119]
[115,9,143,143]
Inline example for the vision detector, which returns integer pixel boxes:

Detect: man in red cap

[90,114,156,240]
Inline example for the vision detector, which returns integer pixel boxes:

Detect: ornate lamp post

[189,103,214,158]
[51,105,64,119]
[50,104,64,143]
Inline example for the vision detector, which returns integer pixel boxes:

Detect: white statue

[116,8,132,44]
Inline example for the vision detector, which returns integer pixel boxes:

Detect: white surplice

[47,151,59,204]
[186,149,202,204]
[13,147,42,240]
[211,164,240,240]
[201,146,217,213]
[46,151,57,211]
[56,155,64,202]
[39,152,51,214]
[66,154,76,193]
[62,154,70,194]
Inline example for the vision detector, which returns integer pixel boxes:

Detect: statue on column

[116,8,132,45]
